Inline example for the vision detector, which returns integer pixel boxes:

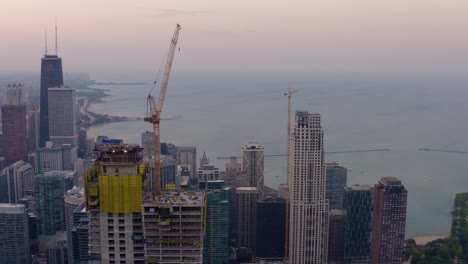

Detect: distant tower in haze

[371,177,407,264]
[2,84,28,166]
[48,87,77,146]
[176,146,197,178]
[39,28,64,147]
[242,143,264,197]
[289,111,329,264]
[326,162,347,211]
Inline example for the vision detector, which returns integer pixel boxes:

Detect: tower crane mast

[145,24,182,196]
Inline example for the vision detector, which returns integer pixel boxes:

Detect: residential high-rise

[64,187,84,264]
[371,177,407,264]
[242,143,264,197]
[0,204,30,264]
[2,84,28,166]
[84,141,148,263]
[40,53,64,147]
[143,191,205,263]
[35,172,66,235]
[2,160,34,203]
[203,187,231,264]
[256,197,286,261]
[326,162,347,211]
[328,210,345,264]
[48,87,77,146]
[236,187,258,256]
[344,185,373,264]
[289,111,329,264]
[176,146,197,178]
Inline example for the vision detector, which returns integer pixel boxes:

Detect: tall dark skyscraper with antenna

[39,26,63,147]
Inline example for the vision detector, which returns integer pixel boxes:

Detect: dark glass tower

[39,54,63,147]
[256,197,286,260]
[344,185,373,264]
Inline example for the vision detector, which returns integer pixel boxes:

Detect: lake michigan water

[87,71,468,236]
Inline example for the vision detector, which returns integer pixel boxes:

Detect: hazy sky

[1,0,468,73]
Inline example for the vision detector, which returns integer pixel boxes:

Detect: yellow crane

[145,24,182,196]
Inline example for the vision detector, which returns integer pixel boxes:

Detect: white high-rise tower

[289,111,329,264]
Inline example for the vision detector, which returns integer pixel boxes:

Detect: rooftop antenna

[55,19,58,55]
[44,29,48,55]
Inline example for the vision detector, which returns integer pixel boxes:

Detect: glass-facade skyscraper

[203,187,231,264]
[343,185,373,264]
[326,162,348,211]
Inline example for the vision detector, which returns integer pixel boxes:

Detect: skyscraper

[64,188,84,264]
[176,146,197,178]
[224,157,248,245]
[371,177,407,264]
[35,172,66,235]
[33,143,78,173]
[328,210,345,264]
[78,128,88,158]
[203,187,231,264]
[343,185,373,264]
[27,102,40,152]
[236,187,258,256]
[141,130,154,160]
[326,162,347,211]
[40,53,64,147]
[256,197,286,261]
[289,111,329,264]
[2,84,27,166]
[48,87,77,146]
[2,160,34,203]
[198,152,220,181]
[0,204,30,264]
[242,143,264,197]
[84,141,148,263]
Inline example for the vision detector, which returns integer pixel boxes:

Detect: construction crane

[145,24,182,196]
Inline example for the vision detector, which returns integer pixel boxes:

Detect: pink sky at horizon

[1,0,468,74]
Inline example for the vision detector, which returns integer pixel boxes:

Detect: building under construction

[143,191,205,263]
[84,140,149,263]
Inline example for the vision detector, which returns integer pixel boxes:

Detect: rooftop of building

[40,171,76,178]
[380,177,402,186]
[346,184,373,191]
[65,187,84,202]
[95,140,143,163]
[258,196,286,203]
[236,187,258,193]
[0,203,25,214]
[145,191,205,206]
[242,142,264,150]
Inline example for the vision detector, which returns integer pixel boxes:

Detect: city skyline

[1,1,468,263]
